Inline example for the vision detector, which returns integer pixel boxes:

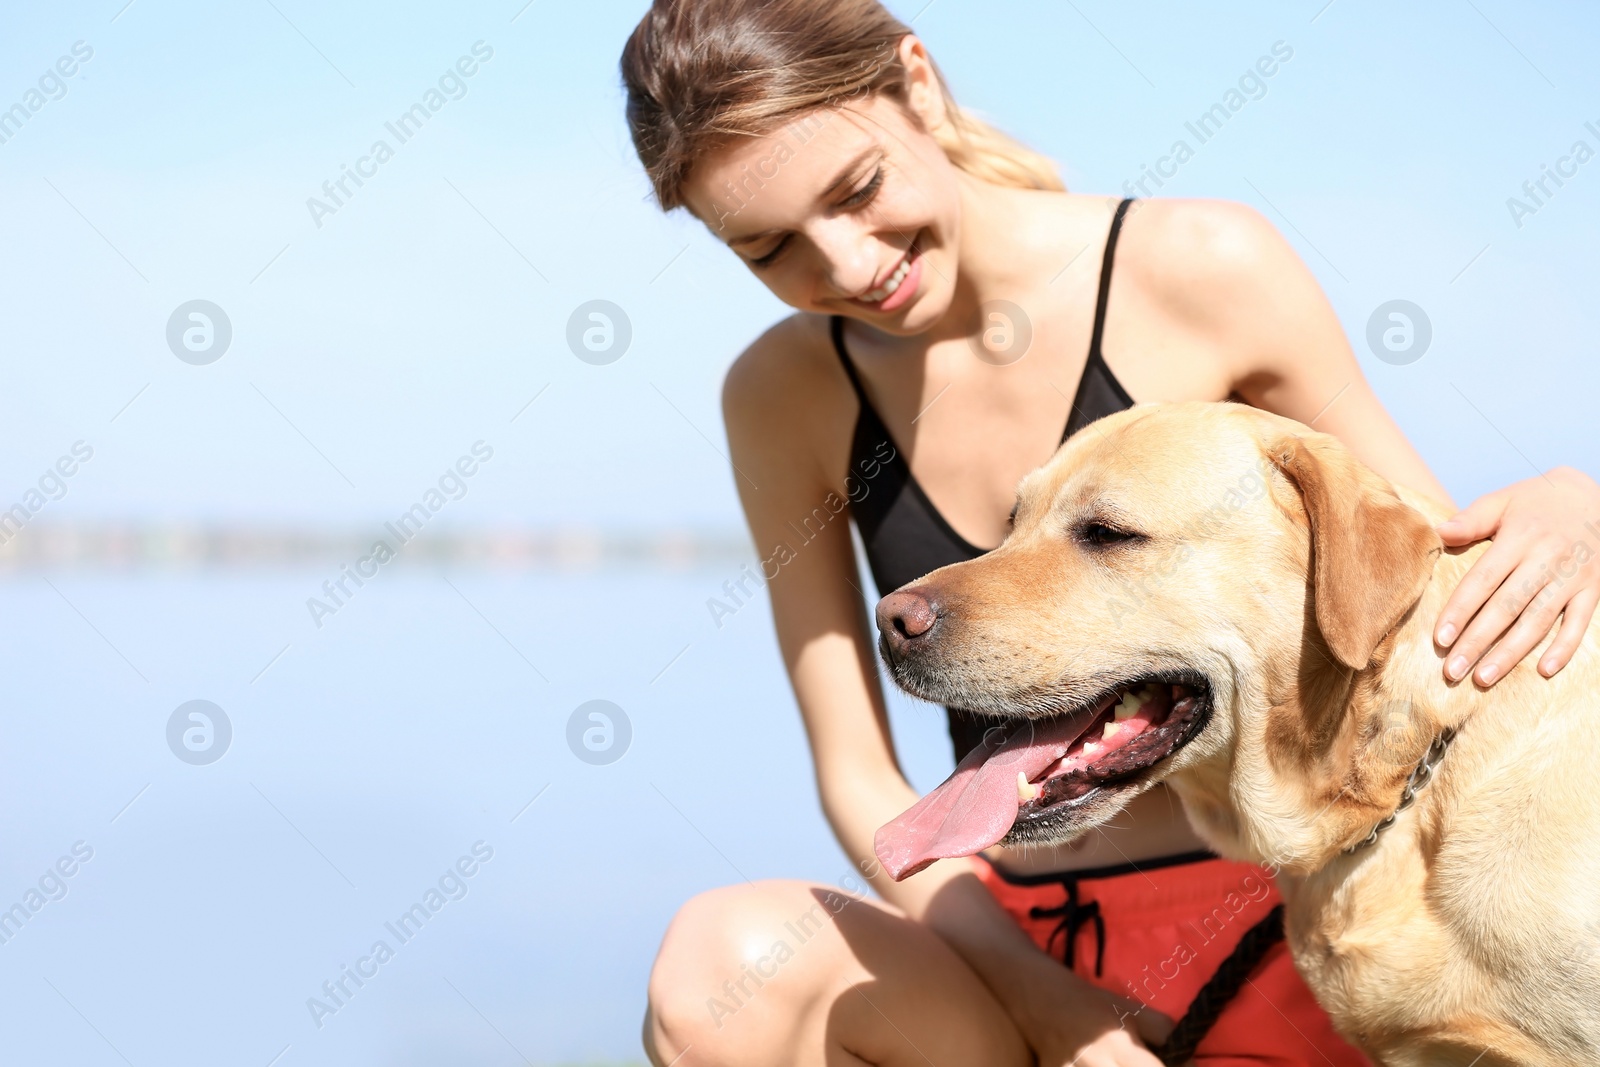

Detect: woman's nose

[810,222,879,298]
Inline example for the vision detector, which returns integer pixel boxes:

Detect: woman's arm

[720,318,1167,1064]
[1132,199,1599,686]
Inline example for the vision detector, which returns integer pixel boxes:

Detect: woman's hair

[620,0,1064,213]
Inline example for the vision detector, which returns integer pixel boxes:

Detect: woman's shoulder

[1074,194,1330,401]
[1116,196,1291,312]
[722,311,856,481]
[725,309,826,389]
[1115,197,1326,355]
[723,312,844,417]
[1110,195,1353,392]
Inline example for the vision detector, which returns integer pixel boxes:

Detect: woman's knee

[644,878,1033,1065]
[646,879,845,1061]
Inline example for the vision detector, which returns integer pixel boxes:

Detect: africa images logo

[566,700,631,766]
[166,300,232,365]
[1365,300,1432,366]
[166,700,232,765]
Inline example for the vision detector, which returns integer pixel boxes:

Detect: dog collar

[1342,726,1457,856]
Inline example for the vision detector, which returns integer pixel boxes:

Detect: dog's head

[873,401,1444,879]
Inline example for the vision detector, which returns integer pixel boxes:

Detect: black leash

[1148,903,1285,1065]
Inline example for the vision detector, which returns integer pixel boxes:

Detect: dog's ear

[1267,433,1442,670]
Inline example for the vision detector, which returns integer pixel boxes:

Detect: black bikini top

[830,197,1138,762]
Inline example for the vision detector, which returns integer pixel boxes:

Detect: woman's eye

[750,236,789,269]
[747,168,881,270]
[1078,521,1140,547]
[841,167,883,208]
[748,168,880,269]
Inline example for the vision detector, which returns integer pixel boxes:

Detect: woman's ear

[897,35,948,132]
[1268,433,1442,670]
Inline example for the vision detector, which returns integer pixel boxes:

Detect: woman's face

[680,50,963,337]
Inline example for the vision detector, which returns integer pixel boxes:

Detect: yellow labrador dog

[872,401,1600,1066]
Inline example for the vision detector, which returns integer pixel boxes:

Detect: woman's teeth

[863,253,913,303]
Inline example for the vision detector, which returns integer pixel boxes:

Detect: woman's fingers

[1540,586,1600,677]
[1443,552,1555,683]
[1435,468,1600,682]
[1435,537,1525,652]
[1436,488,1510,548]
[1472,569,1569,685]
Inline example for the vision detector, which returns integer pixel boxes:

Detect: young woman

[621,1,1600,1063]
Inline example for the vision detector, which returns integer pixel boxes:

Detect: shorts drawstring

[1030,876,1107,977]
[975,851,1362,1066]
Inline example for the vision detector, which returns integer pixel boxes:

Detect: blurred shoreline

[0,522,754,573]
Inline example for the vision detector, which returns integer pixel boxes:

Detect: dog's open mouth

[874,672,1211,881]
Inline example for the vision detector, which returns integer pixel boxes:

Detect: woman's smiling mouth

[852,236,923,312]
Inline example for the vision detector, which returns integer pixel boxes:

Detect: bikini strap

[1086,197,1135,366]
[829,314,870,402]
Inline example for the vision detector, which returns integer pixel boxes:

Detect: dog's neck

[1291,491,1496,871]
[1175,486,1570,878]
[1181,488,1503,876]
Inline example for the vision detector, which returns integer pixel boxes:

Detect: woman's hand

[1004,945,1173,1066]
[1434,466,1600,686]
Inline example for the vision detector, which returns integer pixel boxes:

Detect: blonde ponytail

[931,99,1066,192]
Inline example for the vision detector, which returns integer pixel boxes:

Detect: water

[0,561,953,1066]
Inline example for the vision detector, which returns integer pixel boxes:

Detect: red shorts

[974,851,1369,1066]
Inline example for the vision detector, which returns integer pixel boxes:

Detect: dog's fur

[883,401,1600,1065]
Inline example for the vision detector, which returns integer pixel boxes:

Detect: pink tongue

[874,712,1100,881]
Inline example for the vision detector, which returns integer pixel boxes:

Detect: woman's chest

[842,304,1234,552]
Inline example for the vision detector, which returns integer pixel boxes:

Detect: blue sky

[3,0,1598,532]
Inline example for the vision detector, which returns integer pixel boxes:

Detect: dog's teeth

[1113,693,1140,720]
[1102,721,1121,740]
[1017,771,1042,803]
[1082,740,1101,754]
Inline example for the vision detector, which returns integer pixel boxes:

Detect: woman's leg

[643,879,1032,1066]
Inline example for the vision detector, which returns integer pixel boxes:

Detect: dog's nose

[876,588,940,657]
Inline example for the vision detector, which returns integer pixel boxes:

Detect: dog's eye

[1078,521,1140,547]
